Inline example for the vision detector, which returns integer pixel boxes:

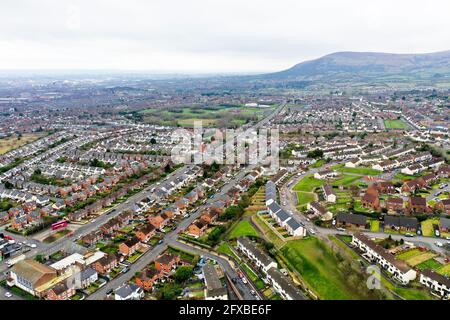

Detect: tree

[4,181,13,189]
[174,266,194,283]
[33,168,42,175]
[150,138,156,144]
[307,149,324,159]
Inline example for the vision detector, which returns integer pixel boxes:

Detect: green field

[384,119,407,129]
[293,175,324,192]
[396,249,422,260]
[228,220,259,239]
[282,238,366,300]
[337,166,382,176]
[331,174,361,187]
[139,105,272,128]
[296,191,316,206]
[416,259,443,271]
[421,219,439,237]
[369,220,380,232]
[438,264,450,276]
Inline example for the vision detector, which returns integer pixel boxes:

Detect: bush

[174,266,194,283]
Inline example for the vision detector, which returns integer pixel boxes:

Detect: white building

[419,270,450,299]
[322,185,336,203]
[352,233,417,285]
[115,283,144,300]
[237,237,277,273]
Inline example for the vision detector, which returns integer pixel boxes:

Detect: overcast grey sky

[1,0,449,73]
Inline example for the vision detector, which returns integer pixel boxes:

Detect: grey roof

[276,209,291,222]
[266,267,305,300]
[421,269,450,288]
[202,264,227,297]
[286,217,302,230]
[440,217,450,230]
[384,216,418,229]
[115,283,140,298]
[336,213,367,226]
[80,267,97,281]
[268,202,281,214]
[237,237,275,268]
[265,181,277,203]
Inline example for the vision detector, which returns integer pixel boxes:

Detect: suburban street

[279,166,450,256]
[85,102,285,299]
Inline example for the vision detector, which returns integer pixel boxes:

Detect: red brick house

[155,253,180,275]
[385,197,404,214]
[408,197,428,214]
[135,225,156,242]
[361,193,380,210]
[187,220,208,238]
[46,283,75,300]
[371,181,396,194]
[401,178,426,193]
[92,254,118,274]
[148,215,168,230]
[200,211,218,224]
[435,199,450,214]
[135,268,162,291]
[119,237,141,256]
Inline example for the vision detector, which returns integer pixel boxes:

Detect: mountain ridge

[263,50,450,83]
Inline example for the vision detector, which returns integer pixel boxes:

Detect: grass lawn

[282,237,365,300]
[328,235,360,260]
[293,174,324,192]
[416,259,443,271]
[331,174,361,187]
[228,220,259,239]
[403,252,437,266]
[252,214,285,248]
[396,249,422,260]
[296,191,316,206]
[126,251,143,263]
[217,242,240,261]
[43,229,71,243]
[337,166,382,176]
[376,267,434,300]
[309,159,326,168]
[384,119,407,129]
[369,220,380,232]
[438,264,450,276]
[421,219,440,237]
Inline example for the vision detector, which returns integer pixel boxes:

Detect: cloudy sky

[1,0,449,73]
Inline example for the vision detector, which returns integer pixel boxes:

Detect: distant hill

[263,50,450,84]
